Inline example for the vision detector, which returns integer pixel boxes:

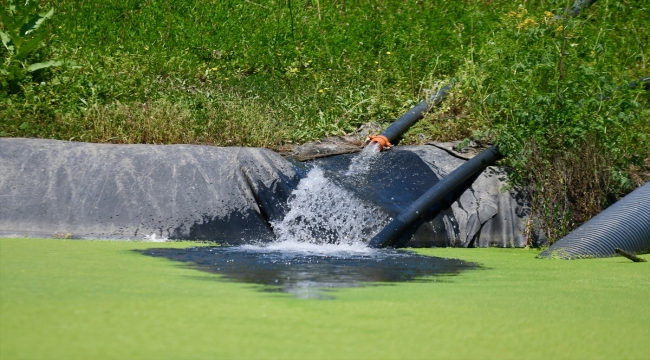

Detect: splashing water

[249,240,373,254]
[271,167,387,246]
[270,142,384,247]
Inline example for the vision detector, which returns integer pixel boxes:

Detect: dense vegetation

[1,0,648,241]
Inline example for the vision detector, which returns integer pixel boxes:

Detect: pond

[139,242,476,299]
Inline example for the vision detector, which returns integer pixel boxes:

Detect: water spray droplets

[271,167,386,246]
[271,143,386,247]
[345,142,381,177]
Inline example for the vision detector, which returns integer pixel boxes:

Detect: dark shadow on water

[137,246,478,299]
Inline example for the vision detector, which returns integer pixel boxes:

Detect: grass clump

[1,0,648,240]
[2,0,479,145]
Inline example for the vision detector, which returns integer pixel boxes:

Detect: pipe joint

[367,135,392,151]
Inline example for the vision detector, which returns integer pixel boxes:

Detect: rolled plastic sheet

[367,146,504,248]
[0,138,299,243]
[1,138,538,247]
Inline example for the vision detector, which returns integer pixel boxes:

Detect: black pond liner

[138,246,478,299]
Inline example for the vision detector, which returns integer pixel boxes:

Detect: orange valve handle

[368,135,392,151]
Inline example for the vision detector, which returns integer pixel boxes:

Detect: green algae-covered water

[1,238,648,359]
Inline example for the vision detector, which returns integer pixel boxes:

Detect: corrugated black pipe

[538,182,650,259]
[380,85,450,144]
[368,146,503,248]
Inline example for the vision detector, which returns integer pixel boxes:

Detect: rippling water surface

[139,244,476,298]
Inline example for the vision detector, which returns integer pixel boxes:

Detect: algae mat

[1,238,648,359]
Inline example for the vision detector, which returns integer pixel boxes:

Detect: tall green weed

[453,2,649,240]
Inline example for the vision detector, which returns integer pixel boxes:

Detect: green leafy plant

[453,3,649,241]
[0,0,62,87]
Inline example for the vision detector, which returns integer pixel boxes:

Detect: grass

[1,237,649,359]
[2,0,483,145]
[1,1,647,145]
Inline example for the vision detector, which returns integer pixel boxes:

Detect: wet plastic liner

[368,146,503,248]
[538,182,650,259]
[1,139,533,247]
[0,138,300,243]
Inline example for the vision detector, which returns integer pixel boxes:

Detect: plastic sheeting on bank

[0,138,299,243]
[310,146,541,247]
[0,138,540,247]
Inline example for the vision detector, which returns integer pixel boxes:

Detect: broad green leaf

[64,60,81,69]
[0,31,13,52]
[20,8,54,36]
[26,59,63,72]
[38,7,55,19]
[13,30,46,61]
[2,26,23,50]
[16,1,42,28]
[15,14,32,32]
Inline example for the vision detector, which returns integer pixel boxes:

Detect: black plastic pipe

[380,85,450,144]
[368,146,503,248]
[538,182,650,259]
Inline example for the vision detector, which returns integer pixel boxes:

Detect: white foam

[143,233,168,242]
[241,240,376,255]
